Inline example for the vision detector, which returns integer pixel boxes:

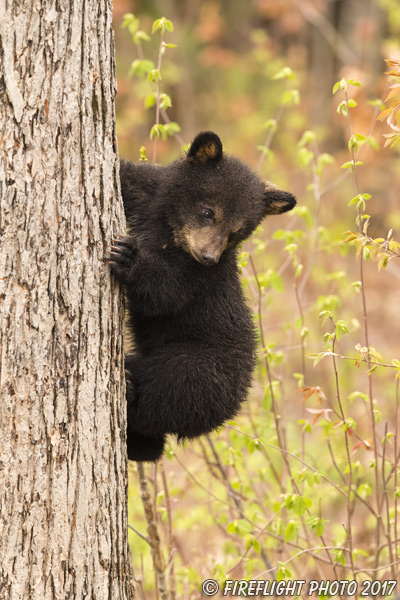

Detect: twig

[226,510,282,576]
[205,435,244,512]
[395,377,399,580]
[160,460,177,600]
[382,423,396,579]
[128,523,151,545]
[330,320,355,576]
[173,453,256,522]
[298,139,322,300]
[343,85,381,567]
[227,425,348,499]
[137,462,169,600]
[297,1,357,64]
[256,82,289,173]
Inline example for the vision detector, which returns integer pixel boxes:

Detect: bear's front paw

[109,236,137,284]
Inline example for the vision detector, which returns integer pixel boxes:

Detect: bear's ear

[263,182,296,215]
[187,131,223,163]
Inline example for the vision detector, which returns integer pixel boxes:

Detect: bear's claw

[108,236,137,284]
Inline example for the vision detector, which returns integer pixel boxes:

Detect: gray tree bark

[0,1,134,599]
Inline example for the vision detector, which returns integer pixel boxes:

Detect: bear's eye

[203,209,214,220]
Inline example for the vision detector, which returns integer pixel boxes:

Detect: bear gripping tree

[111,132,296,462]
[0,2,134,599]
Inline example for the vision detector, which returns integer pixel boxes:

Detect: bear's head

[167,131,296,266]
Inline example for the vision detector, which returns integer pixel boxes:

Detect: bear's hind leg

[128,344,252,441]
[124,353,166,461]
[126,428,166,462]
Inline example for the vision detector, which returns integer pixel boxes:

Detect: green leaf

[273,229,288,241]
[378,255,390,270]
[282,89,300,106]
[262,118,277,131]
[159,93,172,110]
[293,496,311,517]
[353,548,369,559]
[319,309,332,324]
[308,352,329,367]
[257,146,274,161]
[298,130,316,148]
[139,146,148,162]
[284,243,298,255]
[227,521,237,534]
[122,13,140,36]
[357,482,372,498]
[237,519,253,534]
[152,17,174,34]
[365,136,379,150]
[266,269,284,292]
[341,160,353,170]
[298,147,314,166]
[252,537,262,554]
[369,98,384,108]
[300,325,308,339]
[162,122,181,139]
[147,69,162,83]
[291,205,312,226]
[337,101,348,116]
[122,13,137,28]
[152,18,161,33]
[307,516,326,537]
[348,135,361,152]
[334,550,346,566]
[316,153,334,174]
[150,123,164,139]
[343,417,356,432]
[129,59,155,78]
[335,320,349,340]
[284,521,298,543]
[348,391,369,403]
[144,93,156,109]
[276,563,291,582]
[272,66,294,80]
[273,501,282,513]
[347,78,362,86]
[134,30,151,44]
[314,519,325,536]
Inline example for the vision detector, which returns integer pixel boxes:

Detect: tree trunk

[0,1,134,599]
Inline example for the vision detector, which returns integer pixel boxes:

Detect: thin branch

[343,85,381,567]
[128,523,151,545]
[330,320,355,576]
[160,460,177,600]
[297,1,358,64]
[137,462,169,600]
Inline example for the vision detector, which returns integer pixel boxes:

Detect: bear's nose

[202,251,220,266]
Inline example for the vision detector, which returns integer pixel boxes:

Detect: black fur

[110,132,296,461]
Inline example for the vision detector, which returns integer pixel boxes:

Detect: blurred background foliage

[113,0,400,596]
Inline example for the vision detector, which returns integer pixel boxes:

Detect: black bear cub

[110,131,296,461]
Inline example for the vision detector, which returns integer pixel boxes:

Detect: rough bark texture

[0,1,134,599]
